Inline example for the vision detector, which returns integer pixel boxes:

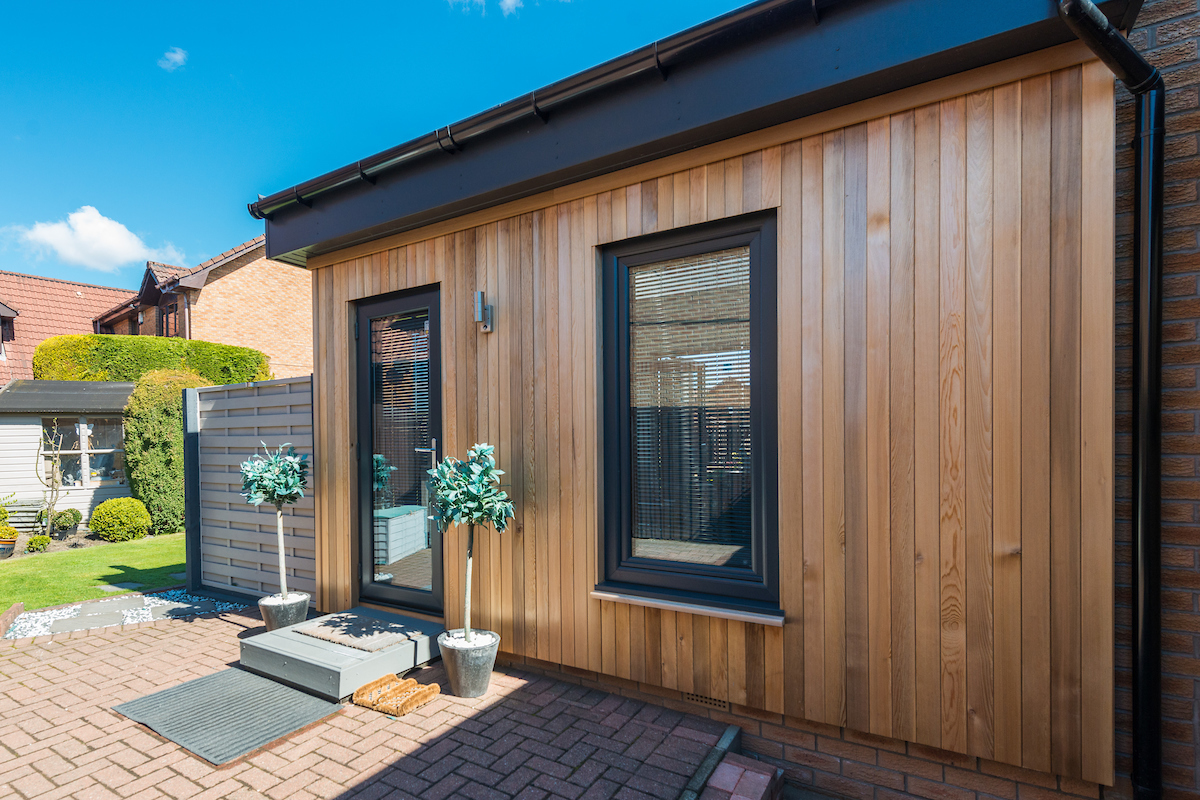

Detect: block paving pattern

[0,609,726,800]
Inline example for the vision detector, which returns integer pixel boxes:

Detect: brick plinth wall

[497,8,1200,798]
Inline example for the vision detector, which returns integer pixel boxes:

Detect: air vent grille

[682,691,730,711]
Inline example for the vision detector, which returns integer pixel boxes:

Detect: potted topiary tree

[428,443,514,697]
[240,443,311,630]
[0,493,17,559]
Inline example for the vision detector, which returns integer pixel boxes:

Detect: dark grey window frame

[599,211,780,613]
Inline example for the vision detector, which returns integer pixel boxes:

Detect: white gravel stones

[3,589,246,639]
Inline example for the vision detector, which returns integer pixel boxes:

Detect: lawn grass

[0,535,186,611]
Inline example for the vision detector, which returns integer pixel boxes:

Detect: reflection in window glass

[628,246,752,570]
[90,451,126,484]
[41,418,79,451]
[47,455,83,487]
[89,418,124,451]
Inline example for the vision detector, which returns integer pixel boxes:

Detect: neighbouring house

[0,271,133,384]
[93,236,313,378]
[236,1,1200,799]
[0,380,134,531]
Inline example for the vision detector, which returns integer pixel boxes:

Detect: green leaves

[240,443,310,509]
[427,443,515,534]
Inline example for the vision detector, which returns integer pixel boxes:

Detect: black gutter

[1058,3,1162,800]
[248,0,810,222]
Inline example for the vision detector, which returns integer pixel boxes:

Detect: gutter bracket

[654,41,668,81]
[811,0,820,24]
[357,163,376,185]
[531,92,548,123]
[293,187,312,209]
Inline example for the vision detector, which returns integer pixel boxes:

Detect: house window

[1,318,13,342]
[157,303,179,337]
[42,417,126,488]
[600,212,779,610]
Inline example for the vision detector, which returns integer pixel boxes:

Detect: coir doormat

[113,668,340,764]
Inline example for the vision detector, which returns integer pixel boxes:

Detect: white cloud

[16,206,183,273]
[500,0,523,14]
[157,47,188,72]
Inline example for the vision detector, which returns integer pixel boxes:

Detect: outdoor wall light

[474,291,494,333]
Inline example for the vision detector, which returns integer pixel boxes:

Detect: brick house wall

[497,6,1200,800]
[185,250,313,378]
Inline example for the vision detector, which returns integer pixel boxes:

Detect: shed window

[601,213,779,611]
[42,417,126,488]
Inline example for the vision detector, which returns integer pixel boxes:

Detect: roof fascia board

[0,300,18,317]
[261,0,1133,266]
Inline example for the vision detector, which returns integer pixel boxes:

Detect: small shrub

[36,509,80,530]
[89,498,152,542]
[124,369,210,534]
[0,524,17,540]
[25,536,50,553]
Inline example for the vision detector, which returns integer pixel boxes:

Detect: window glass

[47,455,83,487]
[90,451,126,484]
[88,418,124,450]
[628,246,752,570]
[42,418,80,451]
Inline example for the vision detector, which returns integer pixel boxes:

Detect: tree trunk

[464,523,474,643]
[276,503,288,597]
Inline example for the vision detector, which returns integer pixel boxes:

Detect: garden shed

[0,379,133,531]
[247,0,1161,797]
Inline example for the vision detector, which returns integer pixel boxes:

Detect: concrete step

[238,606,444,702]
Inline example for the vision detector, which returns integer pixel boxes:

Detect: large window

[42,417,126,488]
[601,213,779,611]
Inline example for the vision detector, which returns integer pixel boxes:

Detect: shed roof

[251,0,1142,267]
[0,380,135,415]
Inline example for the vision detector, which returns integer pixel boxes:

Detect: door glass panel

[369,308,434,594]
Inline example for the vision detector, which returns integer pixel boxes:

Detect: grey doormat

[113,668,340,764]
[293,612,414,652]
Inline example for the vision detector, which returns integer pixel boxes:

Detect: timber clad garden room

[246,0,1169,797]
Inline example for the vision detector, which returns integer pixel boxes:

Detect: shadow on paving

[325,661,725,800]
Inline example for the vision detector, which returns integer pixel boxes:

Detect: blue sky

[0,0,746,291]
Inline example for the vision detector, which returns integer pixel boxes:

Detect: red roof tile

[0,271,134,383]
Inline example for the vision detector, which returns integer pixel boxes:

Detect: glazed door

[356,286,443,615]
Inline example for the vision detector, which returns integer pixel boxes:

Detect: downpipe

[1058,3,1164,800]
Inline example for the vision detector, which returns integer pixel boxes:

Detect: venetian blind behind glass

[369,309,434,592]
[628,246,752,570]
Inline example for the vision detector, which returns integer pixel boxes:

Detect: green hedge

[124,370,210,535]
[33,334,272,385]
[89,498,152,542]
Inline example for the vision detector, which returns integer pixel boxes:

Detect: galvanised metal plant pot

[437,629,500,698]
[258,592,310,631]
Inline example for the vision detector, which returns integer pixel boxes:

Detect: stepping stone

[150,600,217,620]
[169,573,187,581]
[98,583,143,593]
[50,612,124,633]
[79,596,146,615]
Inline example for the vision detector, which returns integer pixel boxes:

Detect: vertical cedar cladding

[310,61,1114,784]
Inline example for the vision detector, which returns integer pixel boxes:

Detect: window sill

[589,587,784,627]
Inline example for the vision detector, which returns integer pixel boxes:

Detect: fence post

[183,387,201,593]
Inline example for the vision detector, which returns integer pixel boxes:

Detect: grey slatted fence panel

[195,376,316,598]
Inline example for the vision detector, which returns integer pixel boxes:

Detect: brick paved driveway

[0,609,724,800]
